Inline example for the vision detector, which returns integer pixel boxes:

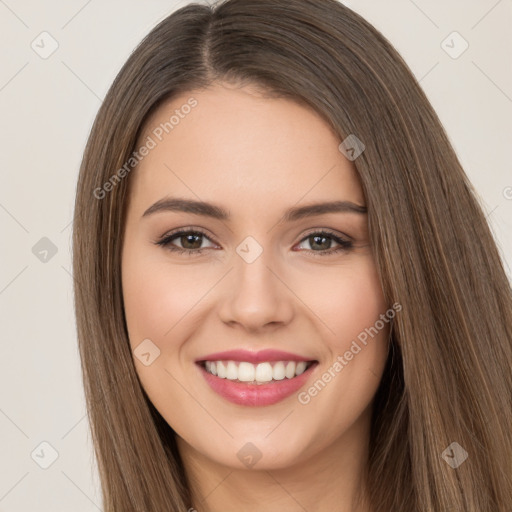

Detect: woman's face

[121,81,390,471]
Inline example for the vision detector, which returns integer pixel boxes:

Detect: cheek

[122,248,207,348]
[295,256,388,347]
[121,246,204,410]
[295,256,390,402]
[337,260,389,375]
[297,257,390,412]
[338,266,387,344]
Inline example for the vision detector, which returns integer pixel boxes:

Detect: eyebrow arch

[142,197,367,222]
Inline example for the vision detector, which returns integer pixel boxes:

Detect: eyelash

[154,227,353,257]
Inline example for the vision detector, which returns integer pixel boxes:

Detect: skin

[121,81,390,512]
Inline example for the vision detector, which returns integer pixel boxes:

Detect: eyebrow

[142,197,367,223]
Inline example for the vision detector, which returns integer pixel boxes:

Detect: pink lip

[197,361,319,407]
[196,349,315,364]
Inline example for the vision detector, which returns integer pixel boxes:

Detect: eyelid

[299,227,352,242]
[157,226,219,245]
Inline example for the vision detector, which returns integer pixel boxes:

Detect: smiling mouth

[197,359,318,385]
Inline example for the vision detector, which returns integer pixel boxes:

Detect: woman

[72,0,512,510]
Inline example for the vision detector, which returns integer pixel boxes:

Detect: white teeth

[216,361,226,378]
[203,360,313,383]
[285,361,296,379]
[238,362,255,382]
[226,361,238,380]
[296,361,307,375]
[255,362,273,382]
[273,362,285,380]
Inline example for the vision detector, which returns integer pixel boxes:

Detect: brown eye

[155,229,216,255]
[176,233,204,250]
[296,230,353,256]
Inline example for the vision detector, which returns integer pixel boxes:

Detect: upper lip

[195,349,317,364]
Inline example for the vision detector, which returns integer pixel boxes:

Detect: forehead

[130,82,364,213]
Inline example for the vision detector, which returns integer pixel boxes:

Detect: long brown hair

[72,0,512,510]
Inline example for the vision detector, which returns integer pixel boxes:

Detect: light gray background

[0,0,511,510]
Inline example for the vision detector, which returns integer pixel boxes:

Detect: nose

[217,248,295,333]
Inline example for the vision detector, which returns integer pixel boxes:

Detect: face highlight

[121,82,390,484]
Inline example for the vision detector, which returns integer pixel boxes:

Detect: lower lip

[197,362,318,406]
